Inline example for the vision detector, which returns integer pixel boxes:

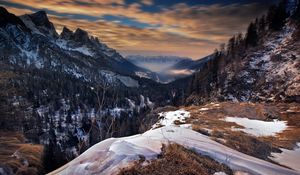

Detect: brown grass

[119,144,233,175]
[0,131,44,175]
[184,102,300,161]
[219,131,277,160]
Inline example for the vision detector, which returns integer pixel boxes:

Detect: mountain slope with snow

[49,110,300,175]
[186,21,300,104]
[0,7,153,82]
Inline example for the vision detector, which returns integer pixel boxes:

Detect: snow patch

[270,143,300,172]
[135,71,151,79]
[224,117,288,137]
[152,109,190,128]
[214,172,227,175]
[56,39,94,56]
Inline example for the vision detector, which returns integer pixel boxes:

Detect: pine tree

[258,15,266,33]
[293,1,300,21]
[245,22,258,47]
[227,36,236,56]
[267,1,288,31]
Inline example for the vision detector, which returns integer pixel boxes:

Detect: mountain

[185,9,300,104]
[48,2,300,174]
[126,55,196,83]
[170,54,214,71]
[0,7,172,174]
[1,8,153,78]
[2,1,300,174]
[126,55,191,72]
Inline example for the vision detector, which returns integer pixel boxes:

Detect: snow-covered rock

[152,109,190,128]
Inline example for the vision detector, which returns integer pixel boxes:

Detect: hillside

[185,3,300,104]
[48,103,300,175]
[0,7,171,174]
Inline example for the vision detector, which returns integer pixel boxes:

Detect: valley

[0,0,300,175]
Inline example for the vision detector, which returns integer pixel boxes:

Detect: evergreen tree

[227,36,236,56]
[293,1,300,21]
[258,15,266,33]
[267,1,288,31]
[245,22,258,47]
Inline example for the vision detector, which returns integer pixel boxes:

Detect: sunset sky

[1,0,278,59]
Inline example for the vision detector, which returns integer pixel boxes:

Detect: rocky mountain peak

[0,6,27,29]
[28,10,58,37]
[73,28,90,43]
[0,6,8,15]
[60,26,73,39]
[29,11,50,28]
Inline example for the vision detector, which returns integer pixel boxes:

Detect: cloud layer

[1,0,275,59]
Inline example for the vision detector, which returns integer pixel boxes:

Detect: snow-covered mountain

[0,7,154,81]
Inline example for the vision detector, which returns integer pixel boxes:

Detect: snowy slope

[48,126,300,175]
[49,110,300,175]
[219,22,300,102]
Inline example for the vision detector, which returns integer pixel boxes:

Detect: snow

[152,109,190,128]
[270,143,300,172]
[116,75,139,88]
[99,70,139,88]
[214,172,227,175]
[56,39,94,56]
[49,126,300,175]
[146,97,154,110]
[135,71,151,79]
[109,107,125,117]
[224,117,288,137]
[73,47,94,56]
[20,15,45,36]
[139,95,146,108]
[199,107,210,111]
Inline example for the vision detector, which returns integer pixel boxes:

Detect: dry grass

[119,144,233,175]
[184,102,300,160]
[219,131,277,160]
[0,132,44,175]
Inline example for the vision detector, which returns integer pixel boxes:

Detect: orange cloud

[1,0,271,59]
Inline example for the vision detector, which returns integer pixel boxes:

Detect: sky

[1,0,278,59]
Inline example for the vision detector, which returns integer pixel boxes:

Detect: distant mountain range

[126,55,214,83]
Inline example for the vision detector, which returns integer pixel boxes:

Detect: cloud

[141,0,154,6]
[168,69,195,76]
[0,0,273,59]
